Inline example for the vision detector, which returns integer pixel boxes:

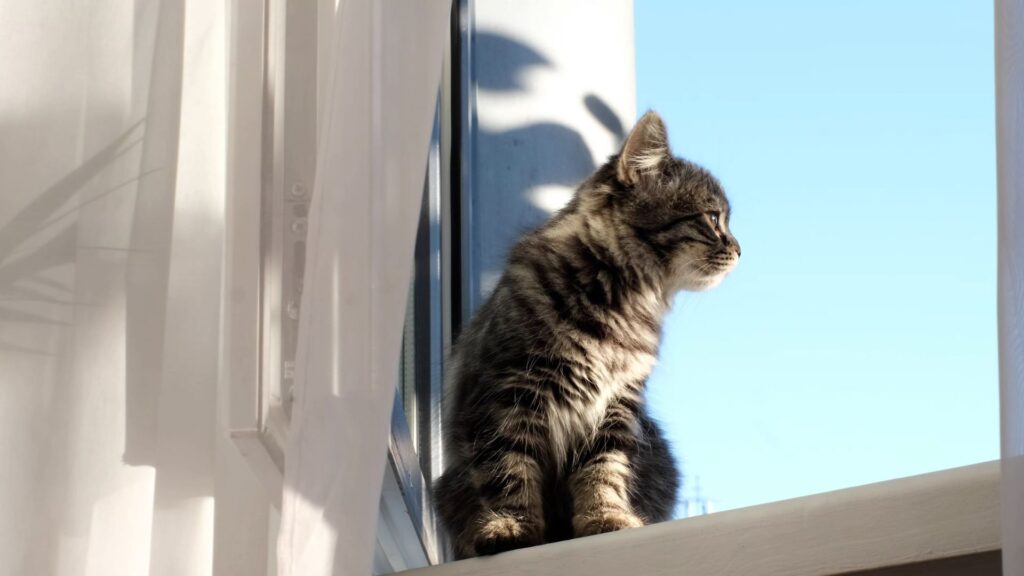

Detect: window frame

[224,0,453,571]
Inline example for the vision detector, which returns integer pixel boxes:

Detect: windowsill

[400,461,1000,576]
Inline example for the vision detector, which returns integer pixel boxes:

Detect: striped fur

[436,112,740,558]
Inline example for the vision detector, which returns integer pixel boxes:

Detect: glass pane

[398,98,446,483]
[385,106,447,567]
[400,282,419,449]
[402,185,427,454]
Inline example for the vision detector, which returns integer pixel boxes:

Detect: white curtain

[998,2,1024,575]
[275,1,451,575]
[1,0,450,574]
[0,1,261,575]
[1,0,448,574]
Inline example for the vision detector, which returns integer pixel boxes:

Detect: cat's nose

[725,237,741,258]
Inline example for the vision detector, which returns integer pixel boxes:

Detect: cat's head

[593,111,740,293]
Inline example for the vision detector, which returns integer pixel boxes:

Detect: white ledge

[400,461,1000,576]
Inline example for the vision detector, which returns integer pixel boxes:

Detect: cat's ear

[617,111,670,186]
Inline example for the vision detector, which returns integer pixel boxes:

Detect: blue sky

[635,1,998,513]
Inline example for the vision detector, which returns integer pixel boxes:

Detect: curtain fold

[997,1,1024,574]
[275,1,451,575]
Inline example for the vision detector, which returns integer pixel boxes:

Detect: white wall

[461,0,636,313]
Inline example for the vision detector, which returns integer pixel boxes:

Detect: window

[225,1,455,571]
[222,1,1006,574]
[420,1,1000,573]
[380,101,451,571]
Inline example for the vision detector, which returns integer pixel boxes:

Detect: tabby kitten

[435,111,740,559]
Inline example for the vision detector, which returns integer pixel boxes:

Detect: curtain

[1,0,449,574]
[275,1,451,575]
[0,1,274,575]
[997,1,1024,574]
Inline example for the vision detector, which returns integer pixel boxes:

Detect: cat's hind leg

[437,388,549,557]
[468,409,548,555]
[435,462,484,559]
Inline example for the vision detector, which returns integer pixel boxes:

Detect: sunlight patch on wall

[528,185,573,215]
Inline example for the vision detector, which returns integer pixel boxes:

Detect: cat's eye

[708,212,721,226]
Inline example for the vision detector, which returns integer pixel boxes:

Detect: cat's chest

[548,342,657,452]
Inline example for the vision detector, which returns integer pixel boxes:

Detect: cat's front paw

[474,512,543,556]
[574,509,644,537]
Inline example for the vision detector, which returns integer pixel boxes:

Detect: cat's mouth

[704,249,739,276]
[673,249,739,292]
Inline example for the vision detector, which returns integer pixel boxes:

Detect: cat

[435,111,740,559]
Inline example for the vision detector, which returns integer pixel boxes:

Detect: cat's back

[446,228,561,388]
[445,213,661,425]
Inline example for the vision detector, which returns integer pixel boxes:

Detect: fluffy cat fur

[435,111,740,558]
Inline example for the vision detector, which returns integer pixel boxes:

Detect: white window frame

[224,1,450,572]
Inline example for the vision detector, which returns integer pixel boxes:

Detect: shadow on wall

[0,122,151,573]
[470,31,628,298]
[0,116,184,469]
[0,121,147,346]
[0,114,179,572]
